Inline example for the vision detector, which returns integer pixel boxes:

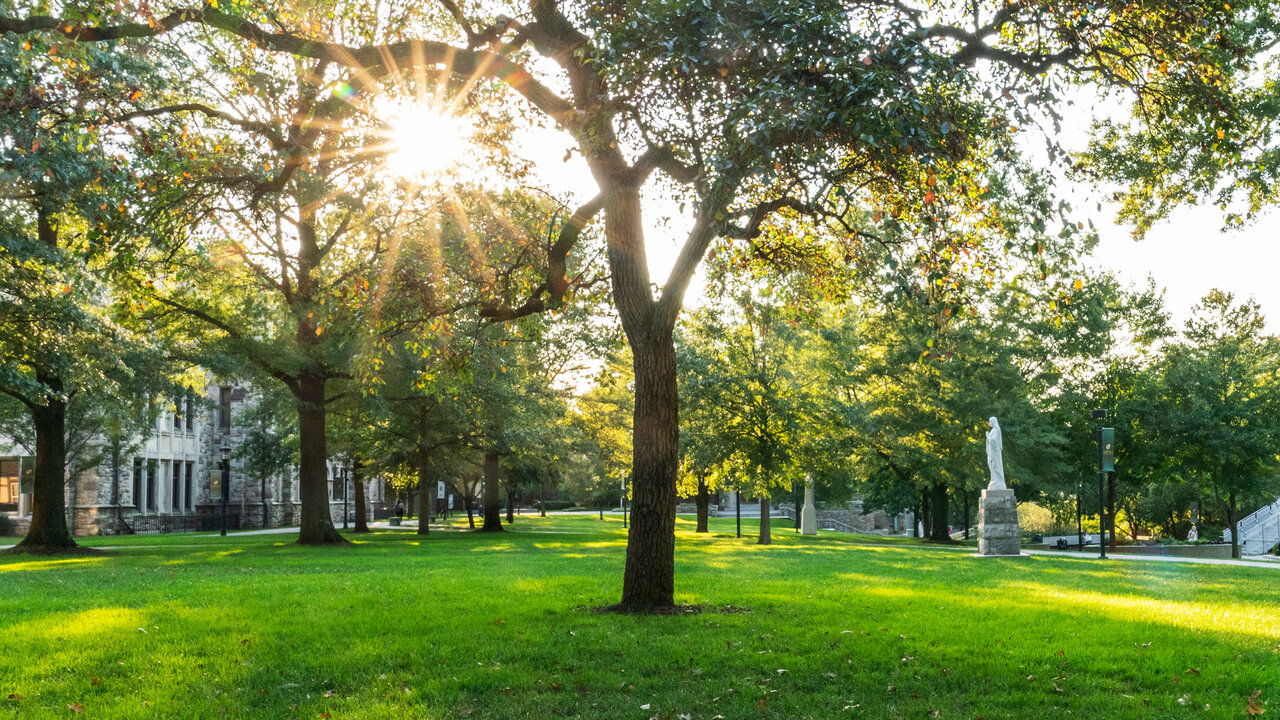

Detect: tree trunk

[757,495,771,545]
[540,484,547,517]
[695,477,709,533]
[464,495,476,529]
[962,491,971,540]
[352,458,369,533]
[416,449,432,536]
[479,450,503,532]
[929,483,952,543]
[506,489,514,524]
[1228,492,1239,559]
[619,330,679,608]
[294,373,345,544]
[12,374,78,553]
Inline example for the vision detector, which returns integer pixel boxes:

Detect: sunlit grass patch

[0,515,1276,719]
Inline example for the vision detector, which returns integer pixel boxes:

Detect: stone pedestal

[978,488,1021,556]
[800,484,818,536]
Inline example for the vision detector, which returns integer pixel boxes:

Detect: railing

[1238,498,1280,537]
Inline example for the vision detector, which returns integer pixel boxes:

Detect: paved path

[1022,548,1280,570]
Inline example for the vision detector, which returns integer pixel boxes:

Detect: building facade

[2,382,386,536]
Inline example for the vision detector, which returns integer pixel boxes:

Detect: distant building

[1,381,386,536]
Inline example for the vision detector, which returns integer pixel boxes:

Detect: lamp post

[342,464,349,530]
[1091,409,1108,559]
[219,444,230,537]
[794,479,800,533]
[735,489,742,539]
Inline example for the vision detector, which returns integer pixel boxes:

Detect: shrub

[0,514,15,537]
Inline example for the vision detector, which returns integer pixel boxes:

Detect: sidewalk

[1022,548,1280,570]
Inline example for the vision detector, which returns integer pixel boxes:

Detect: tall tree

[1155,291,1280,558]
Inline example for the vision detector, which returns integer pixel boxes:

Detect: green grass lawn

[1,515,1276,719]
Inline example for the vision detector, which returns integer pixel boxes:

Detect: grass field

[1,515,1277,719]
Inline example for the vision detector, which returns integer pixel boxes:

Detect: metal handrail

[1239,498,1280,535]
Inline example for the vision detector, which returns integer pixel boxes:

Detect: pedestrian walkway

[1022,548,1280,570]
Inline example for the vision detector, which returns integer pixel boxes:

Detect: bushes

[0,514,14,537]
[535,500,576,512]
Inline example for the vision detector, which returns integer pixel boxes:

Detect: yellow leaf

[1073,279,1083,290]
[315,326,324,336]
[1217,128,1226,140]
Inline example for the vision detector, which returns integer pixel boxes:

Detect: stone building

[1,381,386,536]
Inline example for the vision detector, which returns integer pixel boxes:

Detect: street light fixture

[219,444,231,537]
[1091,409,1108,559]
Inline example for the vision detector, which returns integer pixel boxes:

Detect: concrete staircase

[1223,497,1280,555]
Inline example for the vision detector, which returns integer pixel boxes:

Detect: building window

[132,459,142,511]
[185,461,194,511]
[172,461,182,513]
[185,396,194,432]
[0,459,17,506]
[332,467,345,501]
[218,386,232,431]
[173,398,182,431]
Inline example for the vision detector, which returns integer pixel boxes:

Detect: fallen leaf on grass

[89,677,101,687]
[7,694,23,700]
[68,703,85,713]
[1247,690,1265,716]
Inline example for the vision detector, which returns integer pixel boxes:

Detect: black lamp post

[794,479,801,533]
[735,489,742,539]
[342,464,349,530]
[1092,409,1107,559]
[219,444,230,537]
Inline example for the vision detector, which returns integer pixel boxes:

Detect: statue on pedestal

[986,416,1006,490]
[979,415,1021,556]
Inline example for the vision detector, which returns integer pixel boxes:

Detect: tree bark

[962,491,971,540]
[12,372,78,553]
[352,458,368,533]
[416,448,432,536]
[464,495,476,529]
[929,483,952,543]
[695,477,709,533]
[620,330,679,608]
[479,450,503,532]
[1228,492,1239,559]
[757,495,772,545]
[506,489,514,524]
[294,373,345,544]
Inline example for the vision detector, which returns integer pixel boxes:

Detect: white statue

[986,416,1006,490]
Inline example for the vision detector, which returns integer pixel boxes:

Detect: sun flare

[385,105,473,178]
